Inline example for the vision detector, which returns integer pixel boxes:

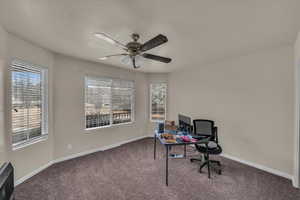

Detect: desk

[153,130,210,186]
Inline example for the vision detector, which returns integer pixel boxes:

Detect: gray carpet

[15,138,300,200]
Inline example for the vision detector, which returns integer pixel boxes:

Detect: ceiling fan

[94,32,172,69]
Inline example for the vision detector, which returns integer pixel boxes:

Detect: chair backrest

[193,119,215,140]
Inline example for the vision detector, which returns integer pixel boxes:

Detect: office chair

[190,119,222,178]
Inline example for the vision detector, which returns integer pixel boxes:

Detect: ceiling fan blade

[99,53,128,60]
[140,34,168,52]
[94,32,128,50]
[142,53,172,63]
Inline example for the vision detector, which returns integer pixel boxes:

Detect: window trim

[12,135,48,151]
[84,76,135,130]
[10,59,49,150]
[150,82,167,123]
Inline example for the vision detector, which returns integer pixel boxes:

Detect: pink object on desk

[191,138,198,142]
[180,136,198,143]
[181,136,191,142]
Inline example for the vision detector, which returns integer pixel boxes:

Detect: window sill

[85,121,135,133]
[12,135,48,151]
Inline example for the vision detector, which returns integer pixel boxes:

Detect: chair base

[200,160,222,175]
[191,156,222,178]
[190,158,202,163]
[190,153,204,163]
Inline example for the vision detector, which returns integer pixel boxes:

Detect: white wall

[294,32,300,187]
[53,54,148,159]
[4,33,55,180]
[0,25,7,164]
[169,45,295,175]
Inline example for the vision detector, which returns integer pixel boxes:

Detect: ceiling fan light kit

[95,32,172,69]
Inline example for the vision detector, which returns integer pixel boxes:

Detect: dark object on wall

[0,162,14,200]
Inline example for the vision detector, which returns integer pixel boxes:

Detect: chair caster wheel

[217,170,222,175]
[190,159,193,163]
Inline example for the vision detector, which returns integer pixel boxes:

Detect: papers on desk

[160,133,198,144]
[160,133,177,143]
[165,139,177,143]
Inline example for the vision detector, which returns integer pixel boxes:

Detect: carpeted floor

[15,138,300,200]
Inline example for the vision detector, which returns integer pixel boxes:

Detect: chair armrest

[213,126,218,144]
[189,125,193,133]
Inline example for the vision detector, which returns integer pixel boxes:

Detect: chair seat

[196,142,222,155]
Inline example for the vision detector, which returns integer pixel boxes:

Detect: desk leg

[154,134,157,160]
[206,143,211,179]
[166,145,169,186]
[184,144,187,158]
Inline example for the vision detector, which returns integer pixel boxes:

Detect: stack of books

[164,120,177,132]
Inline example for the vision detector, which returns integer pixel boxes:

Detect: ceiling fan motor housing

[126,41,141,56]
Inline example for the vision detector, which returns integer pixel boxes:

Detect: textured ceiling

[0,0,300,72]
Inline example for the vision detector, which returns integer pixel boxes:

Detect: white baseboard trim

[15,161,53,186]
[221,153,293,180]
[53,135,149,164]
[292,177,299,188]
[15,135,150,186]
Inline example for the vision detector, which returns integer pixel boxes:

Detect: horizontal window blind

[85,76,134,129]
[112,79,134,125]
[85,77,112,128]
[150,83,167,121]
[11,61,48,146]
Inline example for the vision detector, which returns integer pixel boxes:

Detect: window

[150,83,167,122]
[11,60,48,148]
[85,76,134,129]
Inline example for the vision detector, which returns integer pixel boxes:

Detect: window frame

[84,76,135,130]
[10,59,49,150]
[150,82,167,122]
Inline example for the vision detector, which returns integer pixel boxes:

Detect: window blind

[85,76,134,129]
[112,79,134,125]
[11,61,48,146]
[150,83,167,121]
